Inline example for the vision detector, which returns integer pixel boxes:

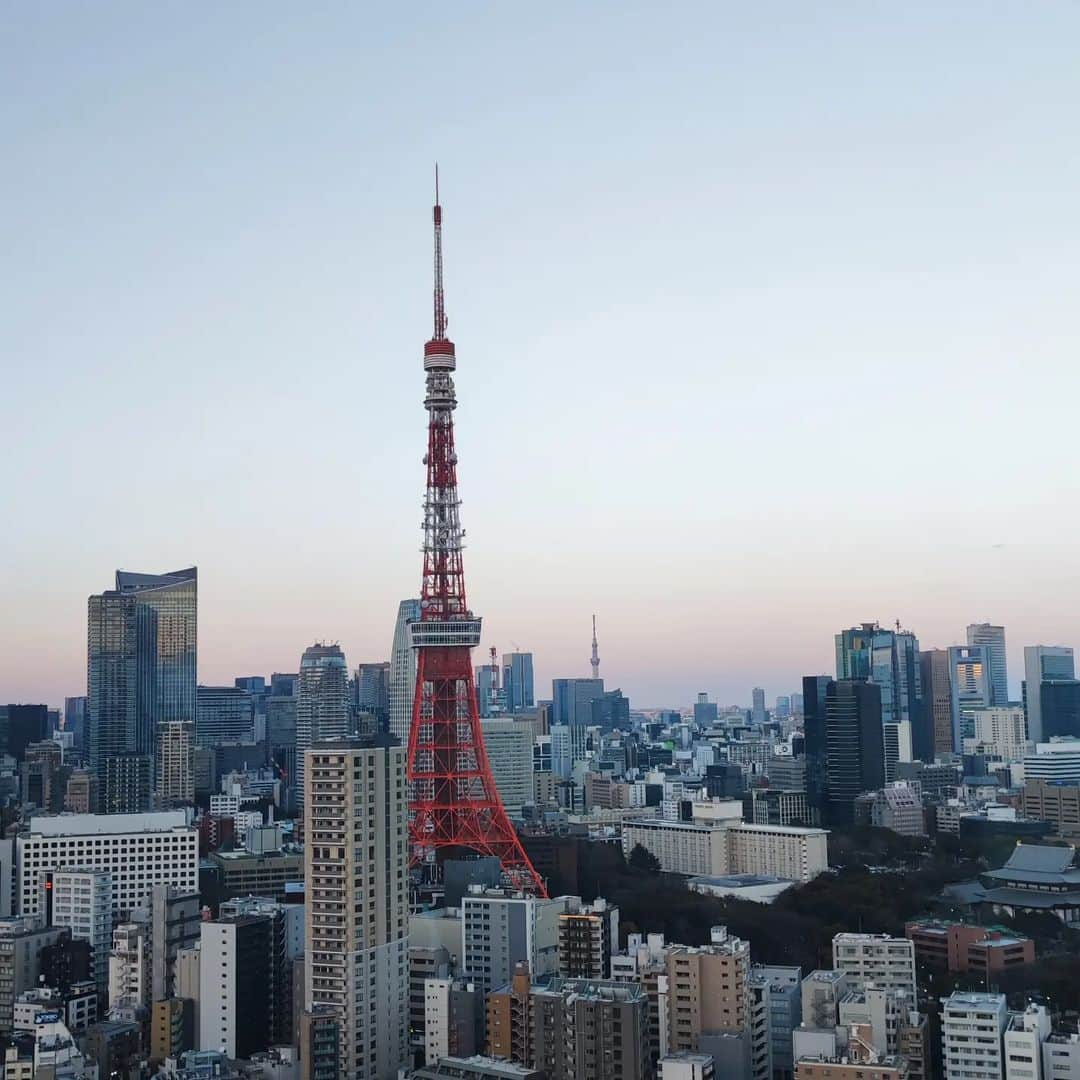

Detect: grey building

[502,653,535,714]
[552,678,604,763]
[694,694,719,728]
[1024,646,1076,744]
[753,965,802,1080]
[966,624,1008,706]
[195,686,255,748]
[151,884,201,1002]
[0,920,67,1033]
[388,599,421,747]
[949,645,993,751]
[295,644,350,813]
[355,662,390,732]
[824,680,885,827]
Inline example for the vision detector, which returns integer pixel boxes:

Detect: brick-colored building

[904,920,1034,975]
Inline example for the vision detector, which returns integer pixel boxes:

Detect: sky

[3,3,1080,709]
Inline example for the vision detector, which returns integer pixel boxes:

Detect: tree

[627,844,661,873]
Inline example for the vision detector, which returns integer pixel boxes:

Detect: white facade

[388,600,420,747]
[480,720,534,812]
[659,1052,716,1078]
[832,934,916,999]
[621,818,828,882]
[422,977,452,1065]
[199,921,239,1057]
[942,992,1007,1080]
[49,869,112,990]
[1005,1003,1050,1080]
[1025,742,1080,785]
[17,812,197,920]
[108,920,149,1008]
[964,708,1029,762]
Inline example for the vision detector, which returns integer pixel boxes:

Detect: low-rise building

[905,919,1034,976]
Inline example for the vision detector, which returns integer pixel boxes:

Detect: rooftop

[22,811,191,837]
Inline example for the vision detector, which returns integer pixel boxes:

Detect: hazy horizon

[4,3,1080,709]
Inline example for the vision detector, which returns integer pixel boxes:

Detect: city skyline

[5,4,1080,707]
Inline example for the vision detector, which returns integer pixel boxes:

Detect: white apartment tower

[48,869,112,991]
[304,737,409,1079]
[942,992,1007,1080]
[388,600,420,746]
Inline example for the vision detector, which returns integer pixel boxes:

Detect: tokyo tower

[406,174,546,896]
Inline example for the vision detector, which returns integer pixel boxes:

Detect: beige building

[666,927,750,1053]
[480,720,534,813]
[622,818,828,883]
[156,720,194,804]
[832,934,916,999]
[1021,779,1080,837]
[304,736,409,1079]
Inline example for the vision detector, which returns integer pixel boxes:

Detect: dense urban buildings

[295,643,350,814]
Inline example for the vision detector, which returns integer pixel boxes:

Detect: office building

[86,589,157,812]
[63,697,88,751]
[949,645,993,752]
[205,849,303,903]
[694,694,719,728]
[962,707,1028,761]
[904,920,1034,977]
[941,992,1007,1080]
[966,624,1008,706]
[355,662,391,732]
[157,719,194,804]
[853,783,925,837]
[199,916,273,1059]
[775,696,792,720]
[22,740,63,812]
[918,648,954,758]
[835,624,924,744]
[480,719,533,813]
[752,688,766,725]
[802,676,831,821]
[389,599,421,746]
[114,568,197,726]
[660,1055,716,1080]
[502,653,535,714]
[17,811,198,922]
[1024,646,1075,744]
[823,680,885,826]
[0,705,48,764]
[48,870,112,991]
[295,644,350,814]
[552,678,604,728]
[1021,779,1080,838]
[195,686,254,748]
[745,788,810,827]
[752,965,801,1080]
[1041,679,1080,741]
[1004,1004,1051,1080]
[304,737,409,1079]
[832,934,916,998]
[1024,741,1080,785]
[413,1058,542,1080]
[557,898,618,980]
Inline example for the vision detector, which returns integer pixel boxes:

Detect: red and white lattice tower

[406,175,546,896]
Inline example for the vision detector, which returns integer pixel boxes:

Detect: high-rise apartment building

[295,644,350,814]
[86,589,157,812]
[666,927,750,1054]
[502,654,535,714]
[941,992,1007,1080]
[199,915,273,1059]
[919,648,954,757]
[304,737,409,1079]
[48,870,112,991]
[157,719,194,804]
[831,934,916,999]
[1024,646,1076,744]
[557,898,619,980]
[823,680,885,826]
[195,686,255,747]
[966,624,1008,705]
[388,599,421,746]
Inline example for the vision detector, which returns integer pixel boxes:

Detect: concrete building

[752,965,802,1080]
[853,783,926,837]
[63,770,96,814]
[832,934,916,999]
[967,624,1009,707]
[1004,1003,1051,1080]
[388,599,421,747]
[48,869,111,991]
[299,1005,340,1080]
[1021,780,1080,838]
[303,737,409,1079]
[480,720,534,813]
[666,927,750,1054]
[412,1057,542,1080]
[157,720,194,804]
[963,707,1028,762]
[295,644,350,814]
[1043,1030,1080,1079]
[905,920,1034,976]
[206,849,303,904]
[557,897,618,980]
[941,992,1007,1080]
[800,969,848,1031]
[16,811,198,922]
[950,646,994,752]
[621,817,828,883]
[422,975,480,1066]
[1024,647,1075,744]
[108,919,149,1009]
[195,685,255,748]
[151,884,202,1002]
[0,920,66,1034]
[659,1053,716,1079]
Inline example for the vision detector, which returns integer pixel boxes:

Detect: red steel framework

[406,174,546,895]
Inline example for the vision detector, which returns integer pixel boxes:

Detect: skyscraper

[156,720,194,805]
[1024,646,1076,744]
[304,736,409,1079]
[802,675,831,824]
[355,662,391,732]
[388,599,420,746]
[502,653,535,714]
[751,687,766,725]
[948,645,992,752]
[919,648,954,757]
[114,568,197,724]
[835,623,924,736]
[195,686,255,747]
[87,589,157,812]
[824,680,885,826]
[966,624,1008,705]
[552,678,604,764]
[295,644,350,814]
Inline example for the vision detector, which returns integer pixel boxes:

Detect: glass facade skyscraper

[1023,645,1075,744]
[501,652,535,713]
[295,643,350,813]
[966,623,1009,706]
